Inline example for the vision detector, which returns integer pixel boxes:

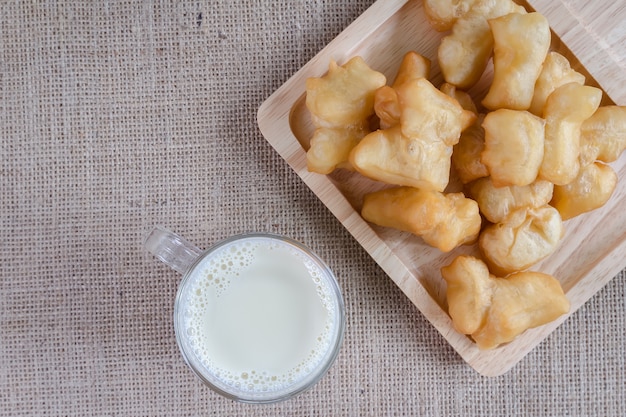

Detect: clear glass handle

[144,226,203,274]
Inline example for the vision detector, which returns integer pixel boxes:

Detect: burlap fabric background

[1,1,625,415]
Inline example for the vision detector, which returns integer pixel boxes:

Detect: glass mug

[144,226,345,403]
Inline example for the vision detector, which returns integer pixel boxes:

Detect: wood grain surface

[257,0,626,376]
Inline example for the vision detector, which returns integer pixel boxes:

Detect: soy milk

[177,236,342,397]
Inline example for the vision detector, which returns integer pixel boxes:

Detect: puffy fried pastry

[424,0,525,33]
[396,78,476,146]
[482,12,550,110]
[468,177,554,223]
[481,109,545,187]
[306,126,369,174]
[422,0,478,31]
[441,256,492,335]
[305,56,386,129]
[392,51,431,88]
[438,0,526,89]
[452,114,488,184]
[440,83,478,115]
[550,162,617,220]
[374,86,400,129]
[305,57,386,174]
[580,106,626,163]
[539,82,603,185]
[352,78,475,191]
[466,0,526,18]
[349,126,452,191]
[441,255,570,349]
[529,51,586,116]
[361,187,481,252]
[374,52,431,129]
[438,13,494,90]
[479,205,564,276]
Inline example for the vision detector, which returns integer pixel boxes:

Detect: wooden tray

[257,0,626,377]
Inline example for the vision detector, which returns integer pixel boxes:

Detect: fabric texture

[1,1,625,416]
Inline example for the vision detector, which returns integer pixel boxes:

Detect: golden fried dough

[452,114,488,184]
[438,0,526,89]
[374,86,400,130]
[305,56,386,129]
[374,52,432,130]
[580,106,626,163]
[361,187,481,252]
[391,51,431,88]
[539,82,602,185]
[438,13,494,90]
[373,52,432,129]
[550,162,617,220]
[351,78,475,191]
[396,78,476,146]
[482,12,550,110]
[422,0,478,32]
[481,109,545,187]
[440,83,478,115]
[529,51,585,116]
[305,57,386,174]
[468,177,554,223]
[301,3,624,351]
[306,126,369,174]
[349,126,452,191]
[479,205,564,276]
[441,255,570,349]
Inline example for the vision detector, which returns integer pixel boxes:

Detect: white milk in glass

[178,236,340,396]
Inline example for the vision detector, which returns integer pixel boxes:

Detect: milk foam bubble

[179,236,340,395]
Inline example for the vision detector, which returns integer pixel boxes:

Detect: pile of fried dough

[304,0,626,349]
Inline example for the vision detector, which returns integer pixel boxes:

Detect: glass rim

[173,232,346,404]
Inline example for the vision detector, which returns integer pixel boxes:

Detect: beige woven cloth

[1,1,625,415]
